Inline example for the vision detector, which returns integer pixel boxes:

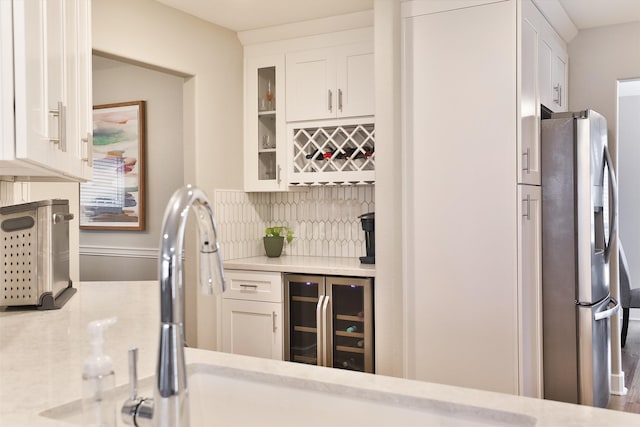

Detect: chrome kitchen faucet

[122,185,226,427]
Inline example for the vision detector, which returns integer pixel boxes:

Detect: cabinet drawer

[224,270,283,303]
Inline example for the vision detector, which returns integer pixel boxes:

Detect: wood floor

[608,320,640,413]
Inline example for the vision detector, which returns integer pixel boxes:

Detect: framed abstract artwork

[80,101,146,231]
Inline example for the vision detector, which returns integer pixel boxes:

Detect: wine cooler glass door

[285,274,325,366]
[327,276,374,373]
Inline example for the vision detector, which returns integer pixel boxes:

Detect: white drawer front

[224,270,283,303]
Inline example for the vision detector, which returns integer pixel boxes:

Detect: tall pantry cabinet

[402,0,563,396]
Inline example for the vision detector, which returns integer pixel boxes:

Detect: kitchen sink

[40,363,537,426]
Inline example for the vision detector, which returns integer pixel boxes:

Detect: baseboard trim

[80,245,158,259]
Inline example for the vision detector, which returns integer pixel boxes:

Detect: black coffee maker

[359,212,375,264]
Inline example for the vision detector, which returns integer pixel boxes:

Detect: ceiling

[154,0,373,32]
[557,0,640,30]
[153,0,640,33]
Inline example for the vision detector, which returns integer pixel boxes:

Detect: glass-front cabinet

[284,274,374,373]
[244,54,286,191]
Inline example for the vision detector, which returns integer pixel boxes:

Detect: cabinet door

[286,48,336,122]
[520,3,541,185]
[538,39,552,110]
[244,55,287,191]
[326,276,374,373]
[403,0,519,394]
[221,299,283,360]
[65,0,93,180]
[11,0,91,179]
[551,52,567,112]
[0,0,14,158]
[12,0,62,168]
[284,274,325,366]
[518,185,542,398]
[336,42,374,118]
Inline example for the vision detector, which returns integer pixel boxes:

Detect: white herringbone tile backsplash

[215,187,375,260]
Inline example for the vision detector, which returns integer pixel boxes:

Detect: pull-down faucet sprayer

[122,185,226,427]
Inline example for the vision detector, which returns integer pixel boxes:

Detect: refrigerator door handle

[321,295,331,367]
[594,297,620,321]
[603,145,618,262]
[316,295,325,366]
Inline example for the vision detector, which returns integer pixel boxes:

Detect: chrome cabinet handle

[277,164,282,185]
[81,132,93,166]
[272,311,277,333]
[338,89,343,112]
[522,194,531,221]
[522,147,530,173]
[239,283,258,289]
[60,104,67,152]
[328,89,332,112]
[49,102,67,152]
[553,84,562,106]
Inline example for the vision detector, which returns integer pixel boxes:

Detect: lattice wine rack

[289,122,375,185]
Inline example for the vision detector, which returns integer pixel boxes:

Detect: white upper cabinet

[244,54,287,192]
[551,52,567,112]
[524,0,568,113]
[519,0,569,185]
[520,0,541,185]
[0,0,93,181]
[286,41,374,122]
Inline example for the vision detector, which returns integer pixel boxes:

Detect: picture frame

[80,101,146,231]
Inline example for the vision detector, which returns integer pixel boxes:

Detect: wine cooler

[284,274,374,373]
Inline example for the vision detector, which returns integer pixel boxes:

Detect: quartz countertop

[223,255,375,277]
[0,281,638,426]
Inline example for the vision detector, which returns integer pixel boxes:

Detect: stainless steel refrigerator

[541,109,620,407]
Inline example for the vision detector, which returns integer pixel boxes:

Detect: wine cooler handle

[316,296,325,366]
[603,145,618,262]
[322,295,331,368]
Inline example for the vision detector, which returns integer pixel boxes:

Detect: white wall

[92,0,243,350]
[92,0,244,194]
[568,22,640,159]
[619,92,640,318]
[80,55,184,281]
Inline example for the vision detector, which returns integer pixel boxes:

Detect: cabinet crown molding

[238,10,373,46]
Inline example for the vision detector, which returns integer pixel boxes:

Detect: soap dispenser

[82,317,117,427]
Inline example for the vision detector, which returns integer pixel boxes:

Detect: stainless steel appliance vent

[2,210,38,305]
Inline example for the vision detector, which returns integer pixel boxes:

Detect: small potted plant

[263,226,294,257]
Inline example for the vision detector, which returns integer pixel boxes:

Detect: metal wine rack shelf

[289,122,375,186]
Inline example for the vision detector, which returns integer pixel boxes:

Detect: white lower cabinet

[518,184,542,398]
[221,270,283,360]
[222,299,283,360]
